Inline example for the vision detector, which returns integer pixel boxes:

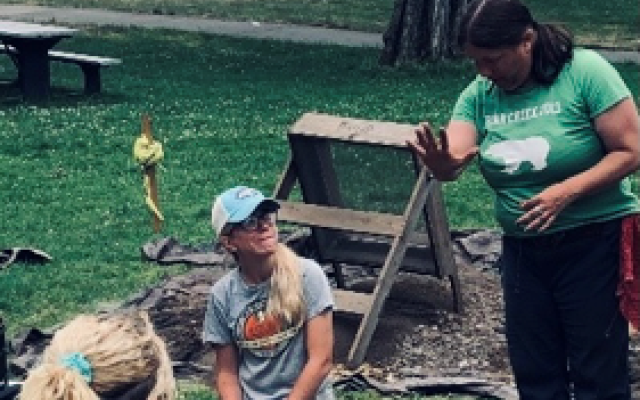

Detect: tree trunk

[380,0,470,65]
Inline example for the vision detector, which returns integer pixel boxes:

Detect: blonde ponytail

[20,365,99,400]
[266,243,305,325]
[20,312,176,400]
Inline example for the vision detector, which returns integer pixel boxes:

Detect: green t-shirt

[451,48,639,236]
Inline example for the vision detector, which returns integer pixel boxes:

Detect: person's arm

[213,343,243,400]
[287,310,333,400]
[407,120,479,181]
[518,97,640,231]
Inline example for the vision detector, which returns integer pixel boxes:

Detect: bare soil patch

[9,230,639,398]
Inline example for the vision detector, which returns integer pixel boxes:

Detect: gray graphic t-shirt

[203,257,335,400]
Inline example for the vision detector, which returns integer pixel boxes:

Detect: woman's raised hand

[407,122,478,181]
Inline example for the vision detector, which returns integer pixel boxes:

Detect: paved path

[0,4,638,63]
[0,5,382,47]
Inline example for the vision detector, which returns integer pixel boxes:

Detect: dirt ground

[9,230,639,398]
[332,263,512,384]
[122,234,639,398]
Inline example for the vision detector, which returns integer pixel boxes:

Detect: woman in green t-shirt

[409,0,639,398]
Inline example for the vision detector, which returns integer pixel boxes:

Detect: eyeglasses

[230,211,277,233]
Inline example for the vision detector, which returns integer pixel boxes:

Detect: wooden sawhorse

[273,112,461,368]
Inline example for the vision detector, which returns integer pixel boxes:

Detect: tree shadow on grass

[0,79,129,108]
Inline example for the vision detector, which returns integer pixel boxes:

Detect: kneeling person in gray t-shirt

[203,186,335,400]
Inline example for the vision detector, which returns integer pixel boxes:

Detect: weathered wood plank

[289,112,416,148]
[423,181,462,311]
[272,156,297,200]
[423,182,455,279]
[278,201,404,236]
[347,170,434,367]
[324,236,437,275]
[288,134,343,256]
[333,289,373,315]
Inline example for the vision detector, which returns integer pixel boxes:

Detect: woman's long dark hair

[458,0,573,85]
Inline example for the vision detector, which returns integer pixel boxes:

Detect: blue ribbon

[59,352,93,383]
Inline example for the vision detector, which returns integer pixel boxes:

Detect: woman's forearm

[564,150,640,199]
[572,97,640,197]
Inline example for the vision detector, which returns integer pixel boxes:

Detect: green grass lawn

[0,0,637,48]
[0,21,638,340]
[0,23,638,400]
[0,25,481,334]
[0,22,637,335]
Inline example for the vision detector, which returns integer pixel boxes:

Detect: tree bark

[380,0,470,65]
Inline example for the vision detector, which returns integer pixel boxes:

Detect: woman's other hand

[517,182,579,232]
[518,97,640,232]
[407,121,479,181]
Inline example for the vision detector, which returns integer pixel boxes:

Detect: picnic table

[0,20,77,101]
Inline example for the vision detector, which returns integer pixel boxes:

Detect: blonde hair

[20,312,175,400]
[265,243,306,325]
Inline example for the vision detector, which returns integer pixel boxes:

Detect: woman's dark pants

[501,219,630,400]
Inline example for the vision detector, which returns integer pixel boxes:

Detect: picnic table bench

[0,20,121,100]
[1,45,121,94]
[48,50,120,94]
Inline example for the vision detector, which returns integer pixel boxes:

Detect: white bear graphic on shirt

[485,137,550,174]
